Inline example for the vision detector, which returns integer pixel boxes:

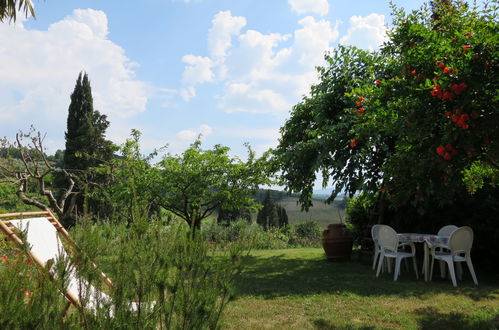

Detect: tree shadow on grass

[234,252,499,301]
[312,318,375,330]
[414,307,499,329]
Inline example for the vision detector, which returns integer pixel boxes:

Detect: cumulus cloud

[217,16,339,114]
[178,10,340,153]
[0,8,150,148]
[207,11,246,60]
[288,0,329,16]
[176,124,213,141]
[181,55,215,84]
[339,13,388,51]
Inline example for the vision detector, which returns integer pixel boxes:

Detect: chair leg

[394,257,402,281]
[376,252,385,278]
[429,257,435,282]
[439,260,446,278]
[412,256,419,279]
[446,260,457,287]
[456,262,463,280]
[372,247,379,270]
[465,257,478,286]
[387,258,392,274]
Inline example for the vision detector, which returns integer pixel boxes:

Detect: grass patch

[223,248,499,329]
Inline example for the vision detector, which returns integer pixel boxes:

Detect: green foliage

[64,72,115,171]
[0,252,76,328]
[200,219,322,249]
[1,213,245,329]
[462,160,499,194]
[273,45,389,209]
[274,0,498,212]
[345,193,377,245]
[91,130,161,222]
[96,132,271,229]
[0,183,35,213]
[0,0,34,23]
[217,206,251,226]
[155,138,272,229]
[256,190,289,230]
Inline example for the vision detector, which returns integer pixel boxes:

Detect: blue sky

[1,0,427,167]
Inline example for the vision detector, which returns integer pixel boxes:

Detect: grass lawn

[223,248,499,329]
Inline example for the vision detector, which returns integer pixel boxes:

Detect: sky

[1,0,427,173]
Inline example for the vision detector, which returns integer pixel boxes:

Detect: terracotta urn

[322,223,353,261]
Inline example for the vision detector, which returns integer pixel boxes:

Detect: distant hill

[252,189,347,229]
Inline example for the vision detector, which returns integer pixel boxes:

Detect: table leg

[424,241,429,282]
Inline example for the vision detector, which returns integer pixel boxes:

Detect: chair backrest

[438,225,458,236]
[371,224,382,242]
[377,225,399,251]
[449,226,474,254]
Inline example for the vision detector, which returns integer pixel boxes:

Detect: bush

[1,213,245,329]
[345,193,377,246]
[200,219,323,249]
[290,221,322,247]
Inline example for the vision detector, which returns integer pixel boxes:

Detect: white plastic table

[398,233,449,281]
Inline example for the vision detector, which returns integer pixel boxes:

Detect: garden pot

[322,224,353,261]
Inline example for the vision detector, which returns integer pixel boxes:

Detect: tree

[62,72,115,220]
[155,139,272,230]
[256,190,278,230]
[0,0,34,23]
[256,190,288,229]
[0,129,81,225]
[64,72,114,171]
[217,206,251,226]
[276,204,288,227]
[273,46,389,210]
[274,0,498,216]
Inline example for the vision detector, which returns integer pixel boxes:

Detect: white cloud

[178,11,339,120]
[199,124,213,136]
[180,86,196,101]
[208,11,246,59]
[176,124,213,141]
[0,8,150,147]
[339,13,388,51]
[288,0,329,16]
[217,16,339,114]
[176,129,198,141]
[181,55,215,84]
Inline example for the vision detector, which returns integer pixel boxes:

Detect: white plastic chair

[438,225,458,236]
[376,225,418,281]
[430,226,478,287]
[434,225,459,278]
[371,224,382,270]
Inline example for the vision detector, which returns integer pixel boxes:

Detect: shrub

[0,213,245,329]
[290,221,322,247]
[345,193,377,245]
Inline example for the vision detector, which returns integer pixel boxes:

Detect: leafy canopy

[274,0,498,211]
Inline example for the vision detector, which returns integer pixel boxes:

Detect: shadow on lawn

[414,307,499,329]
[234,252,499,301]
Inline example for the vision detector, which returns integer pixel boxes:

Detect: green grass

[222,248,499,329]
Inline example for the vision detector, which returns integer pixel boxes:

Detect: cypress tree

[276,204,288,227]
[64,72,114,170]
[62,72,115,221]
[256,190,279,230]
